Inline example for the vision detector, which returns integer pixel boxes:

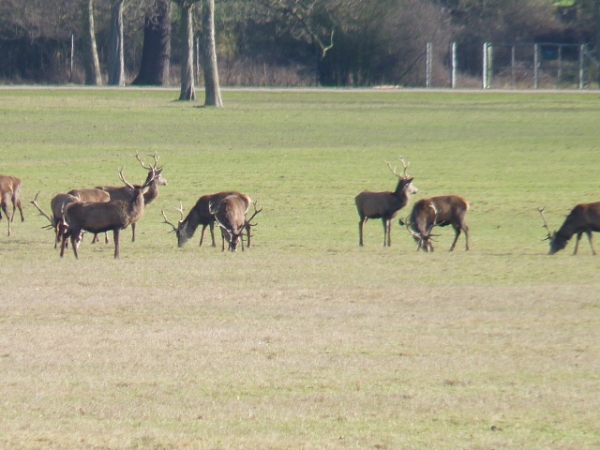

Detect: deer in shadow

[538,203,600,255]
[355,158,418,247]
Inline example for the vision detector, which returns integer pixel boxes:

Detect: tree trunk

[132,0,171,86]
[178,3,195,100]
[108,0,125,86]
[82,0,102,85]
[201,0,222,107]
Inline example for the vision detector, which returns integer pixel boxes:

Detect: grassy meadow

[0,87,599,449]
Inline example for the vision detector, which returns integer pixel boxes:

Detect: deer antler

[245,201,263,228]
[386,157,410,179]
[161,208,178,232]
[135,150,161,170]
[537,207,553,241]
[30,191,54,227]
[117,167,135,190]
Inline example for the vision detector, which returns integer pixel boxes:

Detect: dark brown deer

[67,188,111,243]
[404,195,470,252]
[0,174,25,236]
[31,191,80,248]
[538,203,600,255]
[209,196,262,252]
[96,151,167,242]
[162,191,252,248]
[60,167,156,259]
[355,158,418,247]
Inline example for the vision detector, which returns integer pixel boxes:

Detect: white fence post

[426,42,432,88]
[534,43,540,89]
[483,43,492,89]
[451,42,457,88]
[579,44,585,89]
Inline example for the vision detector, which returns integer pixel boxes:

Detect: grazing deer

[96,151,167,242]
[209,196,262,252]
[0,174,25,236]
[404,195,470,252]
[60,167,156,259]
[355,158,418,247]
[162,191,252,248]
[31,191,80,248]
[538,203,600,255]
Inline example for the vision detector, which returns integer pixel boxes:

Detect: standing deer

[60,167,156,259]
[31,191,80,248]
[404,195,470,252]
[67,188,111,244]
[0,175,25,236]
[355,158,418,247]
[161,191,252,248]
[538,203,600,255]
[209,196,262,252]
[96,151,167,242]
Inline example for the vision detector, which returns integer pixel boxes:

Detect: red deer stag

[404,195,470,252]
[162,191,252,248]
[0,174,25,236]
[355,158,418,247]
[31,191,80,248]
[96,151,167,242]
[208,196,262,252]
[67,188,111,244]
[538,203,600,255]
[60,167,156,259]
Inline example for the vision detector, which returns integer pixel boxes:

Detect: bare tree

[200,0,223,106]
[171,0,200,100]
[82,0,102,85]
[132,0,171,85]
[108,0,125,86]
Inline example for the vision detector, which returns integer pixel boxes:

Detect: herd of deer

[1,151,262,259]
[354,157,600,255]
[2,155,600,258]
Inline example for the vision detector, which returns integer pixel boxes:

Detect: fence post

[579,44,585,89]
[426,42,432,88]
[557,44,562,87]
[451,42,457,88]
[483,43,492,89]
[511,45,516,88]
[534,43,540,89]
[70,34,74,82]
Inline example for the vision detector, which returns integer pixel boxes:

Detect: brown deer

[538,203,600,255]
[0,174,25,236]
[96,151,167,242]
[67,188,111,243]
[209,196,262,252]
[355,158,418,247]
[404,195,470,252]
[162,191,252,248]
[31,191,80,248]
[60,167,156,259]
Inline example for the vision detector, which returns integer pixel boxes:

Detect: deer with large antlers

[96,151,167,242]
[60,167,156,259]
[538,203,600,255]
[404,195,470,252]
[355,158,418,247]
[208,195,262,252]
[162,191,252,248]
[0,174,25,236]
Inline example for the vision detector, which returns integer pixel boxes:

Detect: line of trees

[0,0,598,91]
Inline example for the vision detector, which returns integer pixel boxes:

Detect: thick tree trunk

[178,3,195,100]
[132,0,171,86]
[201,0,222,107]
[82,0,102,85]
[108,0,125,86]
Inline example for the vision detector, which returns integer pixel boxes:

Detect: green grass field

[1,88,599,449]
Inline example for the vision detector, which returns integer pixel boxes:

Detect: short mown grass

[0,88,599,449]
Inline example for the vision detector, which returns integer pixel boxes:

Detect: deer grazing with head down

[60,167,156,259]
[355,158,418,247]
[538,203,600,255]
[31,191,81,248]
[0,174,25,236]
[404,195,470,252]
[96,151,167,242]
[162,191,252,248]
[208,195,262,252]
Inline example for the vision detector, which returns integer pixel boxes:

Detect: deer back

[68,188,111,203]
[51,194,80,225]
[428,195,469,227]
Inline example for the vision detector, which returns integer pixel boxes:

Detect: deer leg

[131,223,136,243]
[246,226,251,248]
[113,229,120,259]
[463,224,470,251]
[210,222,216,247]
[449,226,462,251]
[358,217,366,246]
[1,200,10,236]
[586,231,597,255]
[573,233,582,255]
[70,233,79,259]
[104,232,109,244]
[199,225,206,246]
[14,197,24,222]
[382,219,390,247]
